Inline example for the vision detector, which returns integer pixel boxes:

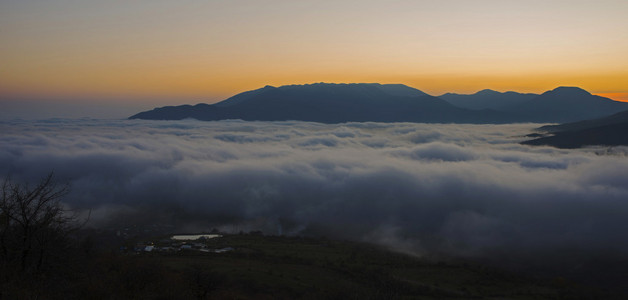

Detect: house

[215,247,234,253]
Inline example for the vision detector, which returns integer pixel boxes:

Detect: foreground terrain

[3,119,628,299]
[2,233,620,299]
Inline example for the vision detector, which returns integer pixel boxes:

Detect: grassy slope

[3,233,618,299]
[135,234,610,299]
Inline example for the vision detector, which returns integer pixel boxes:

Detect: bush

[0,173,83,276]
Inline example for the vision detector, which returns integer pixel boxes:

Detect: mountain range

[439,89,537,111]
[130,83,628,124]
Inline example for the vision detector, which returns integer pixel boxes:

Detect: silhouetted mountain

[214,85,277,107]
[522,109,628,148]
[440,89,537,110]
[130,83,517,124]
[130,84,628,124]
[441,87,628,123]
[370,83,429,97]
[509,87,628,123]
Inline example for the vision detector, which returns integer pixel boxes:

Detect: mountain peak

[546,86,591,96]
[374,83,429,97]
[271,83,429,97]
[475,89,499,95]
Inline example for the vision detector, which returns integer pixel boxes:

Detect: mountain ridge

[130,83,628,124]
[439,89,538,111]
[510,86,627,122]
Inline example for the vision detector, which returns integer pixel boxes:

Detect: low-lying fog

[2,119,628,264]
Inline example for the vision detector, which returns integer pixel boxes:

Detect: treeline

[0,174,215,299]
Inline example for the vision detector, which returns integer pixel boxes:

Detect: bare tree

[0,173,83,274]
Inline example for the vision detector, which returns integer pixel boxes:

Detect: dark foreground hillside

[2,233,621,299]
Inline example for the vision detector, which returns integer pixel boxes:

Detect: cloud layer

[2,119,628,262]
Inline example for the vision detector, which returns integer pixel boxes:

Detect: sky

[1,0,628,118]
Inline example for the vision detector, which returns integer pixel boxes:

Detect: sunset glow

[1,0,628,116]
[595,93,628,102]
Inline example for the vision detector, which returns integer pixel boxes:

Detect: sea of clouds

[2,118,628,264]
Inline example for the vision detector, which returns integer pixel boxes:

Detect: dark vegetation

[0,173,84,274]
[0,173,90,299]
[3,234,621,300]
[1,174,625,299]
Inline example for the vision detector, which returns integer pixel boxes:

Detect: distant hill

[130,83,517,124]
[508,87,628,123]
[522,109,628,148]
[440,89,537,110]
[441,87,628,123]
[129,84,628,124]
[536,109,628,133]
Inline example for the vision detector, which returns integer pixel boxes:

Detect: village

[120,233,235,254]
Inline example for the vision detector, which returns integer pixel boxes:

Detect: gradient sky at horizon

[1,0,628,118]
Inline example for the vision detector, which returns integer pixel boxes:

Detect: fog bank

[2,119,628,262]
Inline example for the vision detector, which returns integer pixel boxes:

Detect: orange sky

[595,93,628,102]
[1,0,627,107]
